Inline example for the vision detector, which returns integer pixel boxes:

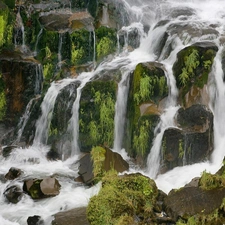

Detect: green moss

[0,7,9,48]
[0,91,6,120]
[91,146,106,181]
[95,26,117,60]
[199,170,223,190]
[79,80,117,151]
[178,49,200,86]
[133,119,151,157]
[178,139,184,159]
[87,173,158,225]
[70,29,93,65]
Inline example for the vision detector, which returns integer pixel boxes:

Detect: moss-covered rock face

[87,173,159,225]
[173,42,218,107]
[79,79,117,151]
[125,62,167,163]
[95,26,117,61]
[0,2,14,50]
[0,56,43,126]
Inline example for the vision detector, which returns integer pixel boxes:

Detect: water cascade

[1,0,225,224]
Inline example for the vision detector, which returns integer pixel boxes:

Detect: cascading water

[2,0,225,224]
[34,28,43,55]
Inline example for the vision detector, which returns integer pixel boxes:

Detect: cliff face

[0,0,217,169]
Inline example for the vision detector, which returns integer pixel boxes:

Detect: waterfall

[209,46,225,164]
[34,28,43,55]
[92,30,96,68]
[3,0,225,224]
[57,33,63,69]
[113,70,130,152]
[14,10,25,49]
[34,79,74,146]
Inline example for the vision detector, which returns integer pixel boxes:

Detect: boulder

[4,185,23,204]
[39,11,94,32]
[23,177,61,199]
[78,147,129,185]
[27,215,44,225]
[161,104,213,173]
[173,42,218,108]
[5,167,22,180]
[52,207,89,225]
[164,186,225,222]
[2,145,18,157]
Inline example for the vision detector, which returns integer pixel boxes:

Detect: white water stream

[2,0,225,224]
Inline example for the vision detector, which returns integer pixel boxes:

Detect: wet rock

[27,215,44,225]
[164,187,225,221]
[173,42,218,108]
[161,105,213,172]
[52,207,89,225]
[2,145,18,157]
[4,185,23,204]
[5,167,22,180]
[78,147,129,185]
[39,11,94,32]
[23,177,61,199]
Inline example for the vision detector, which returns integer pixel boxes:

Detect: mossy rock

[173,42,218,107]
[125,62,167,161]
[87,173,159,225]
[95,26,117,61]
[79,79,117,151]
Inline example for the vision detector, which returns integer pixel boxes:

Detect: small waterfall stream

[2,0,225,224]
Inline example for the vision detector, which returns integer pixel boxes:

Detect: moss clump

[95,26,117,60]
[91,146,106,181]
[199,170,225,191]
[133,116,158,157]
[70,29,93,65]
[0,91,6,120]
[87,173,158,225]
[125,62,166,158]
[173,45,217,105]
[79,80,117,151]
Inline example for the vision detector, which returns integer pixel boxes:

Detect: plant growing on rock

[87,173,158,225]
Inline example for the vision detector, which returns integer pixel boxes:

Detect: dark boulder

[23,177,61,199]
[164,186,225,222]
[2,145,18,157]
[5,167,22,180]
[27,215,44,225]
[4,185,23,204]
[78,147,129,185]
[161,104,213,173]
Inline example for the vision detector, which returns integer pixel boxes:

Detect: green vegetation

[133,119,151,156]
[79,81,117,151]
[178,139,184,159]
[87,173,158,225]
[178,49,200,86]
[95,26,117,60]
[91,146,106,181]
[199,170,225,190]
[70,29,92,65]
[0,91,6,120]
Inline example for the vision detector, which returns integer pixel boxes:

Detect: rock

[52,207,89,225]
[23,177,61,199]
[2,145,18,157]
[27,215,44,225]
[87,173,158,224]
[4,185,23,204]
[161,104,214,173]
[164,186,225,221]
[173,42,218,108]
[40,177,61,196]
[39,11,94,32]
[78,147,129,185]
[78,153,94,185]
[5,167,22,180]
